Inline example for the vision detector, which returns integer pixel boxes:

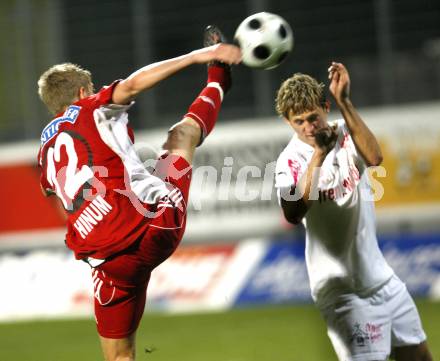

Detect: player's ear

[78,86,89,99]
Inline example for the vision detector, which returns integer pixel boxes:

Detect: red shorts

[92,155,191,338]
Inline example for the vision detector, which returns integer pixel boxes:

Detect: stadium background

[0,0,439,360]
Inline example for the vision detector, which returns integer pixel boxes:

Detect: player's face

[286,105,328,146]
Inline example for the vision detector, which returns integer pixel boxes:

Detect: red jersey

[37,83,151,260]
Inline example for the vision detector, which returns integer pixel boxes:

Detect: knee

[164,120,201,150]
[101,335,136,361]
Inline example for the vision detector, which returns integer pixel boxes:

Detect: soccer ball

[234,12,294,70]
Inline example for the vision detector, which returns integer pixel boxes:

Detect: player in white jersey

[274,62,432,361]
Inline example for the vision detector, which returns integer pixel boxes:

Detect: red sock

[207,65,231,93]
[184,65,230,144]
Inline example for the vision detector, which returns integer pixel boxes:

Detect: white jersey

[275,119,394,307]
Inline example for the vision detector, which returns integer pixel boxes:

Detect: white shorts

[319,275,427,361]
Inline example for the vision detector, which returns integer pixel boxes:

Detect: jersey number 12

[46,132,94,209]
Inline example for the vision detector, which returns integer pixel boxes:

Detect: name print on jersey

[73,195,113,239]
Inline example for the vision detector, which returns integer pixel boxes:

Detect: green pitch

[0,300,438,361]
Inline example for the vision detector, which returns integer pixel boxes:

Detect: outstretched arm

[328,62,383,166]
[112,43,241,105]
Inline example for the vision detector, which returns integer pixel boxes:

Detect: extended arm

[328,62,383,166]
[112,43,241,105]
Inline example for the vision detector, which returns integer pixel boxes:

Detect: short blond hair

[38,63,93,115]
[275,73,326,118]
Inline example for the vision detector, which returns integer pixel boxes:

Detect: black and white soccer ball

[234,12,294,70]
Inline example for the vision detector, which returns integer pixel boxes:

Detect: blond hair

[275,73,326,118]
[38,63,94,115]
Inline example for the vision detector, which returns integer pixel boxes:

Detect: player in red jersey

[37,26,241,361]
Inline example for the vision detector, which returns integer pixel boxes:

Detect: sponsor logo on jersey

[318,164,361,203]
[40,105,82,145]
